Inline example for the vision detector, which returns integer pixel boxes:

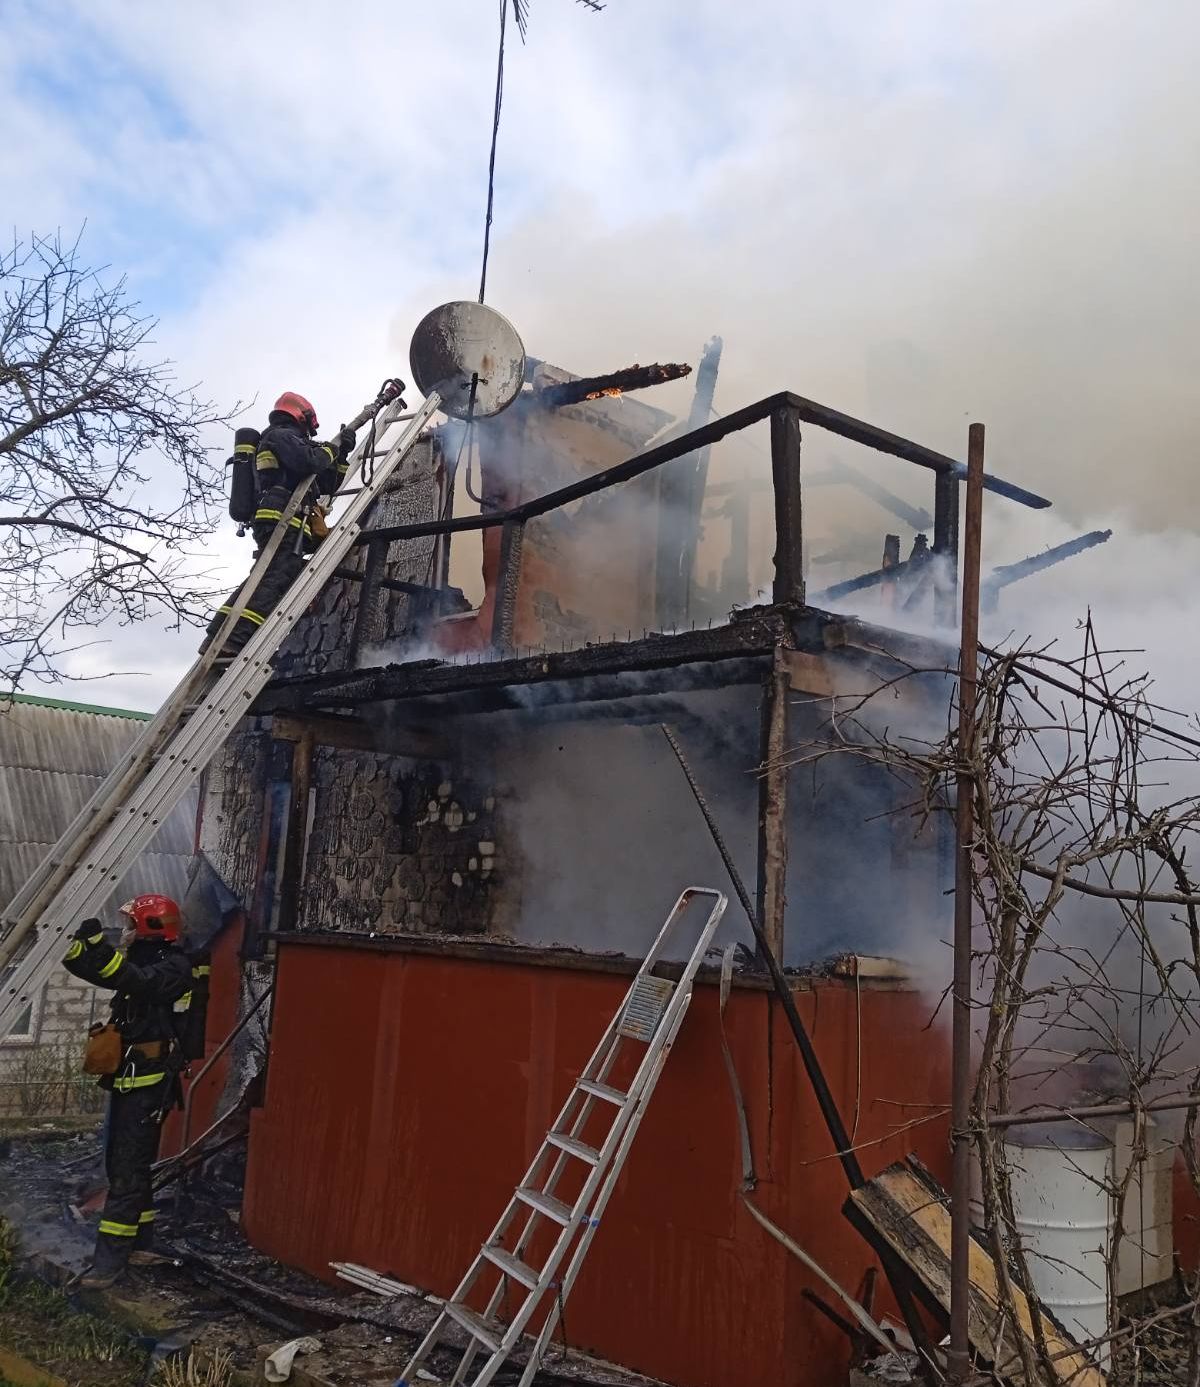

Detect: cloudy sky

[5,1,1200,711]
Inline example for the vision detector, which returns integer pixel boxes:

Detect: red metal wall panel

[242,943,951,1387]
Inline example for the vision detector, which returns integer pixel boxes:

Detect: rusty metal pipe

[948,424,985,1384]
[178,982,274,1156]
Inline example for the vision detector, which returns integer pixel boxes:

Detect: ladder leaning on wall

[398,886,729,1387]
[0,385,439,1041]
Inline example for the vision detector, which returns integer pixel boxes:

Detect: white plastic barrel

[972,1122,1113,1368]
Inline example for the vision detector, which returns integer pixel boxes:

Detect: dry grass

[157,1349,235,1387]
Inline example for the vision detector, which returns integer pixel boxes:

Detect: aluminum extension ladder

[399,886,729,1387]
[0,386,445,1040]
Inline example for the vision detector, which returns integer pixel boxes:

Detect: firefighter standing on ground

[63,894,202,1287]
[204,391,356,656]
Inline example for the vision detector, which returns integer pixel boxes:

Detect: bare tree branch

[0,229,241,691]
[784,620,1200,1382]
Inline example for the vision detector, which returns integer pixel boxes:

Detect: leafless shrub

[786,617,1200,1383]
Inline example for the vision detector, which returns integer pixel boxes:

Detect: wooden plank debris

[846,1159,1107,1387]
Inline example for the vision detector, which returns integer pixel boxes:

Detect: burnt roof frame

[335,386,1050,673]
[353,388,1050,551]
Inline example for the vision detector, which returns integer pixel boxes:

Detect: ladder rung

[515,1186,572,1225]
[444,1300,503,1353]
[481,1244,538,1289]
[547,1132,600,1165]
[577,1078,627,1106]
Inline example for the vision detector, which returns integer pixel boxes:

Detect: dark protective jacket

[63,931,193,1088]
[254,412,346,498]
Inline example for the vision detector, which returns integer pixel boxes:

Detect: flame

[583,386,624,400]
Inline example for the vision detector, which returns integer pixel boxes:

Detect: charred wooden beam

[332,565,438,597]
[358,390,1050,551]
[270,713,448,758]
[256,606,959,719]
[981,528,1112,612]
[880,533,901,611]
[755,650,790,959]
[537,361,692,408]
[932,469,960,627]
[254,608,832,714]
[770,404,804,604]
[813,552,923,603]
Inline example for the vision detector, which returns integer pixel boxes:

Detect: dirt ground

[0,1130,669,1387]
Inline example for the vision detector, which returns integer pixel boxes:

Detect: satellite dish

[409,301,526,419]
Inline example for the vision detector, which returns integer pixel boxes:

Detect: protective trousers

[204,483,313,653]
[92,1080,168,1275]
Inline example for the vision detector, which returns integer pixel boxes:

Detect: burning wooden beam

[537,361,692,408]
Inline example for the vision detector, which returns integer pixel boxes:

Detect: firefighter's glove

[73,918,104,944]
[336,426,356,459]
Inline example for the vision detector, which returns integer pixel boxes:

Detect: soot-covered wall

[213,676,946,965]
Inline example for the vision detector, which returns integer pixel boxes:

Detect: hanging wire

[463,0,608,545]
[480,0,605,305]
[478,0,509,305]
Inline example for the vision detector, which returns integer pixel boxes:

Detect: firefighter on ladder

[62,895,199,1288]
[203,391,356,656]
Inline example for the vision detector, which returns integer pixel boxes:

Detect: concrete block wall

[0,974,103,1117]
[36,974,102,1047]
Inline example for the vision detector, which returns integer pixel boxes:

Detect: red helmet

[273,391,319,434]
[119,893,182,942]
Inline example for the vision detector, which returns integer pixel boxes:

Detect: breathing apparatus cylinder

[227,427,261,533]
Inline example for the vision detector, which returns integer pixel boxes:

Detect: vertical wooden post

[275,730,314,935]
[933,468,961,628]
[948,424,985,1384]
[880,532,901,613]
[755,649,790,961]
[770,405,804,605]
[347,538,388,667]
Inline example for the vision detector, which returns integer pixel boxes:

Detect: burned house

[182,354,1124,1386]
[185,357,961,1386]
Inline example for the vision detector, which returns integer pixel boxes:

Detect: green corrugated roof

[2,692,153,721]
